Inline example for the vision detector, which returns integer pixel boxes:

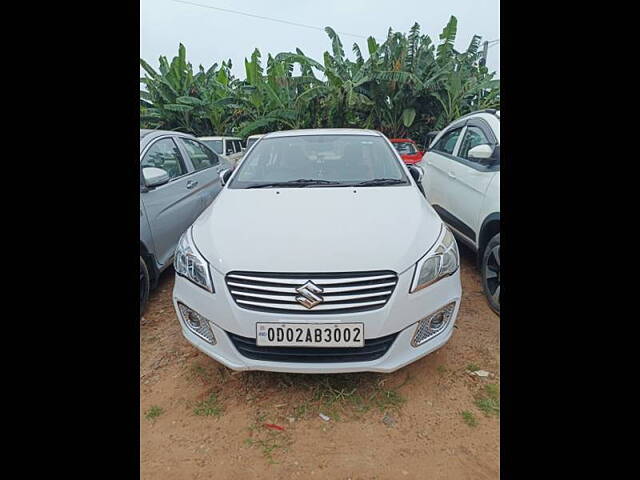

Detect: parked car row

[140,110,499,374]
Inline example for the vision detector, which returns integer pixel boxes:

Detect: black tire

[140,256,150,318]
[481,233,500,315]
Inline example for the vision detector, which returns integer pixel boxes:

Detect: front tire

[481,233,500,315]
[140,256,150,318]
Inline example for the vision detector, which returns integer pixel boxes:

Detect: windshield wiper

[352,178,407,187]
[246,179,343,189]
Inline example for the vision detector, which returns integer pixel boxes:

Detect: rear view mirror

[408,165,426,197]
[219,168,233,186]
[142,167,170,188]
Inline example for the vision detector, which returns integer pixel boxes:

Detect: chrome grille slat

[230,290,393,302]
[226,273,396,285]
[227,281,297,293]
[227,280,397,294]
[226,270,398,314]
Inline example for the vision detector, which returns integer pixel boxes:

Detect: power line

[171,0,368,39]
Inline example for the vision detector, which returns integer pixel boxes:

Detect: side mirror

[219,168,233,186]
[468,144,494,160]
[142,167,170,188]
[408,165,424,183]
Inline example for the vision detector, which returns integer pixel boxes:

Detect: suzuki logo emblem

[295,281,324,309]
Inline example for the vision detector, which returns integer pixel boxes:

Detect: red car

[390,138,424,164]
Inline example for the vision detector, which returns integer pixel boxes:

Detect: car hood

[192,186,443,274]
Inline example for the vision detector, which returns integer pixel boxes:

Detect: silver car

[140,129,231,315]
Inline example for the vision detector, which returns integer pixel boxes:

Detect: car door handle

[186,180,198,189]
[447,172,457,179]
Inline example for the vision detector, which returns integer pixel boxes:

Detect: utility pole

[480,40,489,67]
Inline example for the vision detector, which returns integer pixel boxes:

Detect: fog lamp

[177,303,216,344]
[411,302,456,347]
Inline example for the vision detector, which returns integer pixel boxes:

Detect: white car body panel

[421,131,465,211]
[192,186,442,275]
[480,172,500,232]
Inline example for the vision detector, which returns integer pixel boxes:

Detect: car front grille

[225,270,398,314]
[227,331,398,363]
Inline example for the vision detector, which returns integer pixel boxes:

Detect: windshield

[228,135,409,189]
[246,137,260,149]
[393,142,417,154]
[201,140,223,154]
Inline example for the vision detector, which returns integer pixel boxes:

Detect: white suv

[172,129,462,373]
[418,110,500,314]
[198,136,245,165]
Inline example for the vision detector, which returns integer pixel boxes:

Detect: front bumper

[172,267,461,373]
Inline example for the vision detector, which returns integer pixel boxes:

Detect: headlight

[410,226,459,293]
[174,227,214,292]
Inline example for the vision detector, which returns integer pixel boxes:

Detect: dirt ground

[140,245,500,480]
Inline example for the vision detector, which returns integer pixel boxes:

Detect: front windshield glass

[202,140,223,154]
[246,137,259,149]
[228,135,409,189]
[393,142,417,154]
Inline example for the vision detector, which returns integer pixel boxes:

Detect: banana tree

[140,44,210,134]
[140,19,499,139]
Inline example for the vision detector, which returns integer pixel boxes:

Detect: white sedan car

[173,129,462,373]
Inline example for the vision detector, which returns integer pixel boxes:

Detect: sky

[140,0,499,81]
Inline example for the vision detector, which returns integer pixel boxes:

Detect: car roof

[389,138,415,143]
[456,109,500,123]
[140,129,195,138]
[263,128,382,139]
[431,109,500,146]
[468,112,499,123]
[198,136,242,140]
[247,134,265,139]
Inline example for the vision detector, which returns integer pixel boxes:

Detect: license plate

[256,323,364,348]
